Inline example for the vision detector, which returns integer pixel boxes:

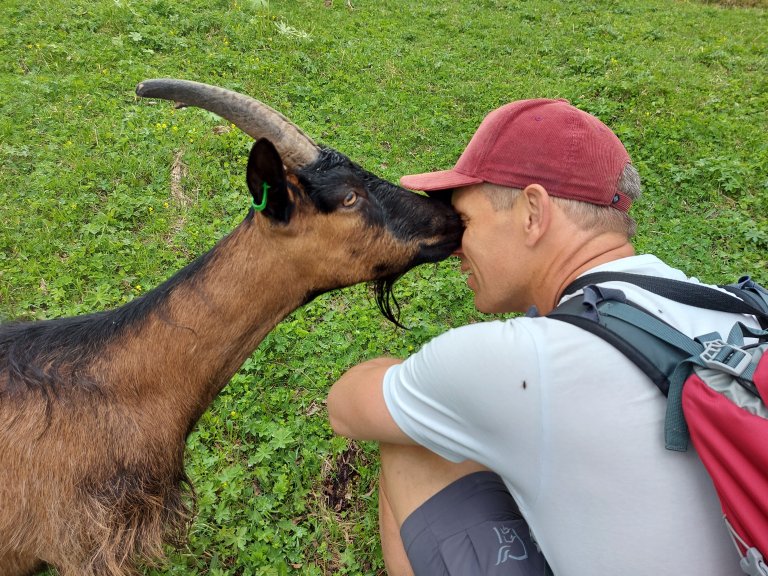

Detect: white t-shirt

[383,255,755,576]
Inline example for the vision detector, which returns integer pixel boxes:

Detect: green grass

[1,0,766,574]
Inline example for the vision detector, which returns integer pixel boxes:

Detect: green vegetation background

[1,0,766,574]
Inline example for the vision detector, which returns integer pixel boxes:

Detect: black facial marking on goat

[299,148,458,244]
[298,148,463,324]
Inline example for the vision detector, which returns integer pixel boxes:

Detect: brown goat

[0,79,463,576]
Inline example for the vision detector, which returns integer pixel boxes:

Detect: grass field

[1,0,766,574]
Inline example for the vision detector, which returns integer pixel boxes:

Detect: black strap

[562,272,768,322]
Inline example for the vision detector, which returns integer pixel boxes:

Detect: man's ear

[521,184,552,247]
[246,138,293,223]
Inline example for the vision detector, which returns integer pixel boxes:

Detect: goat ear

[246,138,293,223]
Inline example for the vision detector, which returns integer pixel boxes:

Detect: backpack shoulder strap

[549,271,768,449]
[564,272,768,328]
[548,283,705,451]
[550,294,682,397]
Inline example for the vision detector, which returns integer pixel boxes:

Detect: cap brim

[399,169,483,192]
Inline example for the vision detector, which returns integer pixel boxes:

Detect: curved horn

[136,78,320,169]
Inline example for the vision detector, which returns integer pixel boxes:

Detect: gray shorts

[400,471,550,576]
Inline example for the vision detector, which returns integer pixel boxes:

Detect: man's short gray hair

[482,164,642,238]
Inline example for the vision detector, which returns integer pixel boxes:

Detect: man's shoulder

[422,315,612,366]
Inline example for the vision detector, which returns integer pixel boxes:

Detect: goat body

[0,81,463,576]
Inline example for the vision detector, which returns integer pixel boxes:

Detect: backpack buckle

[740,548,768,576]
[699,339,752,376]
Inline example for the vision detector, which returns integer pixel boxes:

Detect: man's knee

[388,468,547,576]
[379,443,489,526]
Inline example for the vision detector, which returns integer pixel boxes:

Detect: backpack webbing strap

[722,277,768,328]
[563,272,768,327]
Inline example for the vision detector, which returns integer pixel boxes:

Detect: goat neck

[100,218,309,430]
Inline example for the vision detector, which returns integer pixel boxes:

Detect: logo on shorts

[493,525,528,566]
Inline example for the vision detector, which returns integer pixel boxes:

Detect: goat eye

[342,191,358,207]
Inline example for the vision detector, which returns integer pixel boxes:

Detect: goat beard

[373,275,405,329]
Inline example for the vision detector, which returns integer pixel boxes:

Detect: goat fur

[0,133,461,575]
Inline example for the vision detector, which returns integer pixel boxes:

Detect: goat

[0,79,463,576]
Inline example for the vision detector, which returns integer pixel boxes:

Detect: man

[327,99,746,575]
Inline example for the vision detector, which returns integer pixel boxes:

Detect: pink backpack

[549,273,768,576]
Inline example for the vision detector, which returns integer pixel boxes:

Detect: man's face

[451,184,525,314]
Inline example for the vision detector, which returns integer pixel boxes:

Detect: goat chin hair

[374,275,405,329]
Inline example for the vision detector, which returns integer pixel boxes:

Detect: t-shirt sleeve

[382,319,544,467]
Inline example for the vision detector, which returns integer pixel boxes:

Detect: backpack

[547,272,768,576]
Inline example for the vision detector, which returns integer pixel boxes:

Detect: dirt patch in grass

[323,444,363,512]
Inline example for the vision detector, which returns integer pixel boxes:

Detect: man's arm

[327,357,416,445]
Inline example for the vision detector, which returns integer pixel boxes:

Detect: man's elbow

[326,357,402,440]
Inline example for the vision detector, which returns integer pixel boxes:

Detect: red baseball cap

[400,98,633,211]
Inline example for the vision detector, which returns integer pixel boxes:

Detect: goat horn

[136,78,320,169]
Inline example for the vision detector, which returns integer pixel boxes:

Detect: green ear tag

[251,182,269,211]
